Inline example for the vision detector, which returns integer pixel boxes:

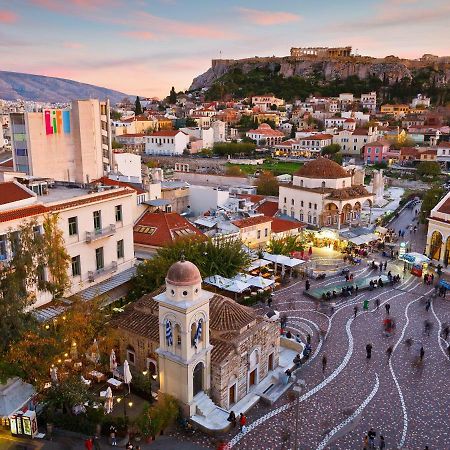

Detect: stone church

[114,259,280,415]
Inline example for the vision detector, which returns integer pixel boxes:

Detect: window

[301,201,304,207]
[93,210,102,231]
[0,235,6,260]
[308,214,312,223]
[314,203,317,210]
[264,228,268,237]
[127,347,136,365]
[313,216,317,224]
[257,230,261,239]
[71,255,81,277]
[300,212,304,221]
[375,148,379,154]
[291,199,294,206]
[367,148,371,153]
[115,205,123,222]
[95,247,104,270]
[309,202,312,209]
[68,217,78,236]
[283,197,286,204]
[117,239,124,259]
[37,266,46,284]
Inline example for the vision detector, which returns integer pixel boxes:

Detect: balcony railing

[86,224,116,243]
[88,261,118,282]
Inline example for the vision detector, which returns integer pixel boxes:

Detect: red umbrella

[301,250,304,259]
[308,246,313,256]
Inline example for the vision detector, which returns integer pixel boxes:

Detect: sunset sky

[1,0,449,98]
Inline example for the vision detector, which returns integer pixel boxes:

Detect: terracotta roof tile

[113,310,159,342]
[134,212,204,247]
[210,338,235,364]
[271,217,303,233]
[92,177,146,195]
[231,215,272,228]
[0,204,48,223]
[326,185,371,200]
[295,157,349,179]
[209,294,256,332]
[0,182,34,205]
[149,130,184,137]
[437,197,450,214]
[256,201,279,217]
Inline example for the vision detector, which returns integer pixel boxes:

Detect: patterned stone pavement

[170,212,450,449]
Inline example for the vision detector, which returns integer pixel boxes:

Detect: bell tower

[155,258,213,416]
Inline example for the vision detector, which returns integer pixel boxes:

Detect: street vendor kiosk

[10,410,38,438]
[399,252,430,277]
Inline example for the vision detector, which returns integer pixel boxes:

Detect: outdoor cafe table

[89,370,105,383]
[107,377,123,389]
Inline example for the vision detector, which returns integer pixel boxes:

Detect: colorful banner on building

[44,109,71,135]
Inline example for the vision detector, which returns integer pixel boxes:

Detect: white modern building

[360,92,377,112]
[144,130,189,156]
[179,127,214,149]
[0,179,136,309]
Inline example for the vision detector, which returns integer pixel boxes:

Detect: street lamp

[143,370,157,402]
[116,397,133,420]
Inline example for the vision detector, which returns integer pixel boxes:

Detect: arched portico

[430,230,443,261]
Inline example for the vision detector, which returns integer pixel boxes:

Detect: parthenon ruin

[290,46,352,58]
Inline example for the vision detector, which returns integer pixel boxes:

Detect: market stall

[399,252,430,277]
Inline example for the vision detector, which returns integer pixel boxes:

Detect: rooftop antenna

[219,50,222,59]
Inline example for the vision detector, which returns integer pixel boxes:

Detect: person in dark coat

[385,303,390,315]
[366,343,373,359]
[354,305,358,318]
[419,346,425,362]
[227,411,237,427]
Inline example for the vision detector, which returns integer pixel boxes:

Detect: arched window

[191,323,197,347]
[174,324,181,346]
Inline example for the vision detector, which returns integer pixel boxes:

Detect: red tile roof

[117,133,146,138]
[134,212,204,247]
[300,133,333,140]
[437,197,450,214]
[0,204,48,223]
[237,194,266,204]
[271,217,303,233]
[0,158,14,168]
[231,215,272,228]
[0,182,34,205]
[256,201,279,217]
[92,177,146,195]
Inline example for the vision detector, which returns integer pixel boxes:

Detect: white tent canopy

[247,259,272,272]
[348,233,379,246]
[225,280,251,293]
[204,275,251,293]
[262,252,305,268]
[247,276,275,289]
[204,275,231,289]
[231,273,254,283]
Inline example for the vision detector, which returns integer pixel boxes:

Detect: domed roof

[295,157,349,179]
[166,259,202,286]
[259,123,271,129]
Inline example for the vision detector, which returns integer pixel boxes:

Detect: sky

[0,0,449,98]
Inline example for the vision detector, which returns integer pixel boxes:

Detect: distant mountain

[0,71,133,104]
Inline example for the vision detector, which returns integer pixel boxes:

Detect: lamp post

[116,397,133,420]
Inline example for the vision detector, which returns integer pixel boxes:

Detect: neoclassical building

[426,191,450,266]
[114,259,280,416]
[278,157,373,228]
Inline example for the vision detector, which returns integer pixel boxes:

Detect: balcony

[86,224,116,243]
[88,261,118,282]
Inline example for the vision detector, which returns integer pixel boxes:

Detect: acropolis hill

[189,47,450,91]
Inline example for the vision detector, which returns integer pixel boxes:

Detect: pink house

[363,140,391,164]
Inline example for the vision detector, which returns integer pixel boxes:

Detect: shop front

[399,252,430,277]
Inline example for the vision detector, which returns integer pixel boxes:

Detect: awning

[204,275,231,289]
[0,378,35,418]
[247,276,275,289]
[399,252,430,265]
[225,280,251,293]
[439,279,450,289]
[375,226,388,235]
[262,252,305,267]
[247,259,272,271]
[231,273,254,283]
[348,233,379,245]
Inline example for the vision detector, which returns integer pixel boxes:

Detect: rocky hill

[0,71,132,104]
[190,54,450,103]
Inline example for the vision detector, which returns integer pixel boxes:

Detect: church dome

[166,259,202,286]
[295,157,349,179]
[259,123,271,129]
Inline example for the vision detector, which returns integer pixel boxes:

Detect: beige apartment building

[0,179,135,309]
[10,99,112,183]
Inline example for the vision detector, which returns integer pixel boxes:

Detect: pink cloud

[0,10,18,23]
[63,41,85,49]
[29,0,118,13]
[121,31,157,41]
[237,7,301,25]
[135,12,236,39]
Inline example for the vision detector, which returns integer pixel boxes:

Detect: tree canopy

[213,142,256,156]
[256,171,279,196]
[134,96,143,115]
[128,237,251,301]
[416,161,441,177]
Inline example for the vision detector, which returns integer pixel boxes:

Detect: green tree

[256,171,279,196]
[185,117,198,127]
[168,86,177,104]
[416,161,441,177]
[225,165,245,176]
[267,234,305,256]
[112,140,124,149]
[270,104,278,111]
[135,96,143,115]
[128,237,251,300]
[420,187,444,223]
[321,144,341,156]
[331,152,343,165]
[290,123,297,139]
[110,110,121,121]
[213,142,256,156]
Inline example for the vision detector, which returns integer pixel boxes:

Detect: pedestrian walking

[431,273,434,283]
[386,346,393,359]
[268,295,273,308]
[442,323,449,340]
[322,354,327,374]
[363,299,369,311]
[424,320,432,336]
[425,300,431,312]
[404,337,413,349]
[306,333,311,344]
[385,303,390,315]
[367,428,376,448]
[379,435,386,450]
[366,343,373,359]
[227,411,237,428]
[384,261,387,270]
[375,298,380,310]
[354,305,358,318]
[85,438,93,450]
[379,263,382,273]
[239,413,247,432]
[92,438,100,450]
[419,346,425,362]
[363,434,369,449]
[110,426,117,446]
[305,279,310,291]
[355,285,359,295]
